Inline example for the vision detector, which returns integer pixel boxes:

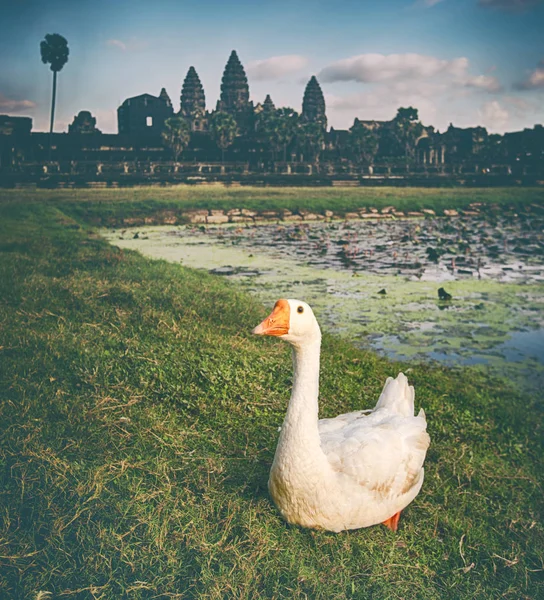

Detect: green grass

[0,185,542,226]
[0,195,543,599]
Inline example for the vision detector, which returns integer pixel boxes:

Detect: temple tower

[218,50,250,114]
[159,87,172,109]
[216,50,253,133]
[180,67,206,119]
[262,94,275,113]
[302,76,327,128]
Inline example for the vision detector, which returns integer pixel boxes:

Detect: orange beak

[253,299,290,336]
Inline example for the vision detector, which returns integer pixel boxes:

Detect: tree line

[162,105,428,165]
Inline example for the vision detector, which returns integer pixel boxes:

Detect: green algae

[102,223,544,393]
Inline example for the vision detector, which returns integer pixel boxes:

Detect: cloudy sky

[1,0,543,134]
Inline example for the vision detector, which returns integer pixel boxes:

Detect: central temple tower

[218,50,250,113]
[217,50,253,132]
[302,76,327,129]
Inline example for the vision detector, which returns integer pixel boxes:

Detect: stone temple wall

[0,158,540,189]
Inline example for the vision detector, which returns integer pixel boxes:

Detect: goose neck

[285,339,321,426]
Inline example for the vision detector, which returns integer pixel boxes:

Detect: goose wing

[319,407,429,498]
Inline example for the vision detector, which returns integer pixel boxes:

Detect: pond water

[102,214,544,394]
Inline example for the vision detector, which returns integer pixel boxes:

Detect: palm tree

[377,107,423,162]
[349,119,380,165]
[209,111,238,162]
[256,108,299,165]
[392,106,423,160]
[297,121,325,165]
[255,110,277,162]
[255,110,280,163]
[275,108,299,162]
[162,115,191,162]
[40,33,69,157]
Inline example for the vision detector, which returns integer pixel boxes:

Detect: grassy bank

[0,185,542,226]
[0,199,543,599]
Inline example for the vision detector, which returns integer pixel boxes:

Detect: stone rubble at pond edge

[124,207,479,226]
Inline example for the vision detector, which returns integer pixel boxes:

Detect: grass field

[1,185,543,225]
[0,191,543,598]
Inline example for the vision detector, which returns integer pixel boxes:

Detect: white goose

[253,299,430,533]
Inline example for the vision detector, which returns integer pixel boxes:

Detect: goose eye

[297,306,304,314]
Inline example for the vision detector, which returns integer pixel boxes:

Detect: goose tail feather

[375,372,415,417]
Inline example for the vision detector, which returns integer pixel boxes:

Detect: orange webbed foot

[382,510,401,532]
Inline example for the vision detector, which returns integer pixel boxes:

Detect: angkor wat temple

[1,50,543,186]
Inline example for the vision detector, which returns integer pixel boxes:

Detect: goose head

[253,299,321,347]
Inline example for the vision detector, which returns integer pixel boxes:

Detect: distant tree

[395,106,419,123]
[394,106,424,159]
[209,111,238,162]
[297,121,325,164]
[40,33,69,156]
[255,109,279,161]
[255,107,299,162]
[348,120,380,164]
[274,108,299,162]
[161,115,191,161]
[380,106,423,160]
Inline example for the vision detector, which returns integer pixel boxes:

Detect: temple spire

[159,87,172,109]
[302,76,326,128]
[219,50,250,114]
[180,66,206,118]
[263,94,275,113]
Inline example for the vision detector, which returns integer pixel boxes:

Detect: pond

[102,213,544,394]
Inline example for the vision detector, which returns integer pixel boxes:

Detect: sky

[0,0,543,134]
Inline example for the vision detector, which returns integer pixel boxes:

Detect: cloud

[503,96,535,111]
[0,92,36,113]
[105,38,148,52]
[106,39,127,51]
[319,53,501,94]
[478,100,509,131]
[326,81,442,128]
[319,53,468,84]
[324,62,508,132]
[247,55,309,81]
[515,60,544,90]
[479,0,543,11]
[463,74,502,92]
[501,96,544,128]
